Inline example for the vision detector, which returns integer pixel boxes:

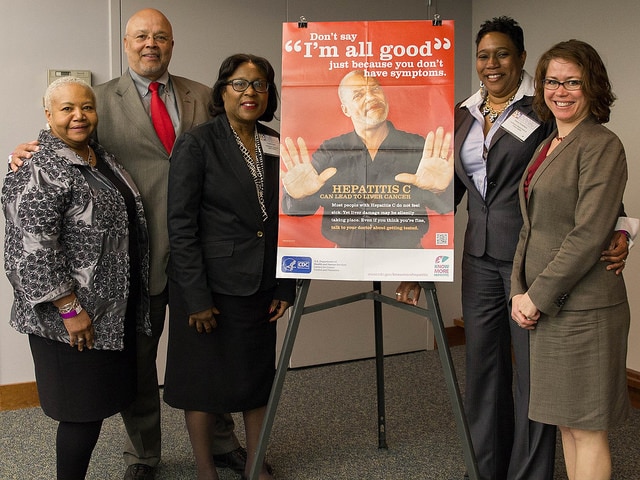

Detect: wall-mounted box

[47,69,92,86]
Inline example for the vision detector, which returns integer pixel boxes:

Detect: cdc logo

[281,256,312,274]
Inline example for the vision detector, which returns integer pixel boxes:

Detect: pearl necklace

[481,91,517,123]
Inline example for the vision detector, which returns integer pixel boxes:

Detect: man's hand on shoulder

[10,141,40,172]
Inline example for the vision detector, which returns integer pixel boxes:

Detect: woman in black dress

[165,54,295,480]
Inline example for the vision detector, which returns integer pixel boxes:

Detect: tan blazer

[94,71,213,294]
[511,116,628,316]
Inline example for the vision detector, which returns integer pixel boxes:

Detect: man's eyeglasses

[542,79,583,91]
[127,34,172,45]
[226,79,269,93]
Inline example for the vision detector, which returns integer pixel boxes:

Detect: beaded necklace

[76,145,96,167]
[231,125,268,221]
[86,146,96,167]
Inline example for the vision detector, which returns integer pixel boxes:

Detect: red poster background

[279,21,455,249]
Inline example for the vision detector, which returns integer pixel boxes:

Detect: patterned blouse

[2,130,151,350]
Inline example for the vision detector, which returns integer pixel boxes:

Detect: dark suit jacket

[511,116,628,316]
[94,70,213,295]
[167,115,295,314]
[454,95,553,261]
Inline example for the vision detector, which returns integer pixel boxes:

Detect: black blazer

[454,95,553,262]
[167,114,295,314]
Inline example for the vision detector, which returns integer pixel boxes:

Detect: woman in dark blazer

[511,40,630,480]
[452,18,559,480]
[164,54,295,480]
[451,18,558,480]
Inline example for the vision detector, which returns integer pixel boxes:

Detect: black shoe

[123,464,156,480]
[213,446,273,475]
[213,447,247,474]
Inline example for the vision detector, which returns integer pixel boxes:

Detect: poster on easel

[277,20,455,281]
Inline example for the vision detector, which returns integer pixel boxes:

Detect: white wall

[0,0,471,385]
[472,0,640,372]
[3,0,637,386]
[0,0,115,385]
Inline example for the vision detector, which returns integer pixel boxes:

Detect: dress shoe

[123,463,156,480]
[213,446,247,474]
[213,446,273,475]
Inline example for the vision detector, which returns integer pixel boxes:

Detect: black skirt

[29,326,136,422]
[30,156,141,423]
[163,281,276,413]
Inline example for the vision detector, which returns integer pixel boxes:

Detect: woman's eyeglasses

[226,79,269,93]
[542,79,583,91]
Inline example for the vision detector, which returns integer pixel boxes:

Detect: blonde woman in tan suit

[511,40,630,480]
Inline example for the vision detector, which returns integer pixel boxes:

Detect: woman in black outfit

[164,54,296,480]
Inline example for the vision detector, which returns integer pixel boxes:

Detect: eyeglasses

[542,79,583,91]
[226,79,269,93]
[127,34,172,45]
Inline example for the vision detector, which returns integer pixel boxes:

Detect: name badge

[501,109,541,142]
[259,134,280,156]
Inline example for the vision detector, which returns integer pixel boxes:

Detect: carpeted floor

[1,346,639,479]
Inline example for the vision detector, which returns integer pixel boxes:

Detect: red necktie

[149,82,175,153]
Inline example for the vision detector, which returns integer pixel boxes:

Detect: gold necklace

[480,75,523,123]
[481,92,517,123]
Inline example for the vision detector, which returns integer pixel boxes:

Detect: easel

[248,280,479,480]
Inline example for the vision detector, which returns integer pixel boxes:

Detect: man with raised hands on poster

[281,70,454,249]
